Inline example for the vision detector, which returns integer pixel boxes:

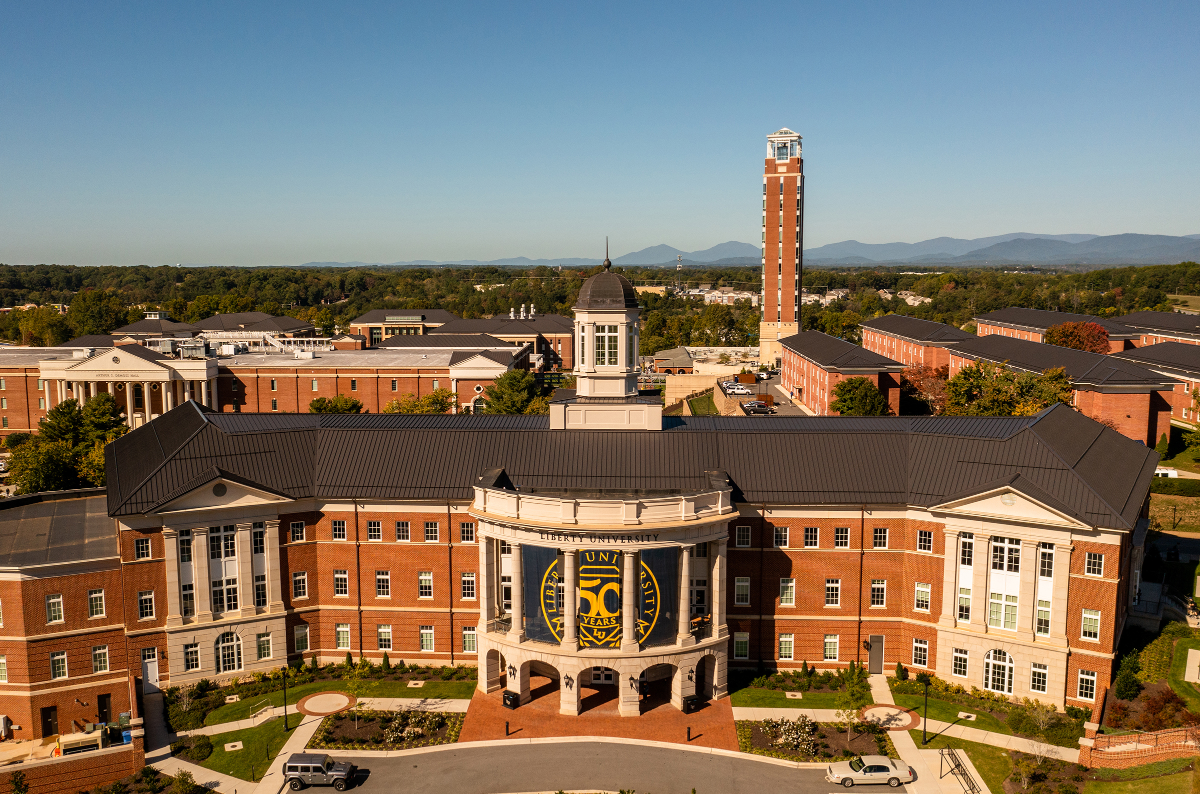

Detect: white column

[163,380,173,412]
[507,542,524,641]
[621,549,638,651]
[236,522,255,616]
[713,539,727,637]
[1018,540,1038,640]
[940,529,960,627]
[43,379,51,412]
[264,520,284,612]
[87,381,96,403]
[1050,544,1073,641]
[164,529,182,627]
[193,527,213,622]
[479,536,494,625]
[200,379,209,407]
[124,382,134,425]
[57,379,65,404]
[561,549,577,649]
[677,545,694,645]
[106,381,114,400]
[972,537,990,629]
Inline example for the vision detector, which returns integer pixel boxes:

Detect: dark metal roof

[193,312,275,331]
[112,318,200,335]
[243,316,316,334]
[973,308,1138,339]
[1113,342,1200,379]
[0,491,115,568]
[779,331,905,372]
[430,316,574,335]
[64,334,120,347]
[860,315,974,344]
[950,335,1178,390]
[574,271,639,310]
[106,402,1156,531]
[376,334,516,349]
[350,309,460,325]
[447,349,517,366]
[1114,311,1200,338]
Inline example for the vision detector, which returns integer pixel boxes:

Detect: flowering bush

[762,715,817,753]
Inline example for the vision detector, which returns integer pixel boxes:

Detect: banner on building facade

[578,549,623,648]
[638,547,677,647]
[522,544,560,644]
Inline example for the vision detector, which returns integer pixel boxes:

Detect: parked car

[727,384,753,395]
[285,753,357,790]
[755,371,770,381]
[743,401,772,414]
[826,755,914,788]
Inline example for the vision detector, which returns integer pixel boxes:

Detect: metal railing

[939,748,981,794]
[1093,725,1200,758]
[487,616,512,634]
[690,613,713,640]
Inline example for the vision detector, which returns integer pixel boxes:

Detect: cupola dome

[575,248,638,310]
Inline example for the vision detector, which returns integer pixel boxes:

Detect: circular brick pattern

[296,691,356,716]
[859,704,921,731]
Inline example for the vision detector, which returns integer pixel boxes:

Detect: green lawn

[1166,636,1200,712]
[201,717,297,782]
[728,687,868,709]
[1084,772,1192,794]
[688,393,719,416]
[892,694,1011,735]
[203,679,477,725]
[911,733,1011,794]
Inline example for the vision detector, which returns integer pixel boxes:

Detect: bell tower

[759,128,803,368]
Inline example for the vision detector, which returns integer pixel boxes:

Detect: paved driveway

[338,740,900,794]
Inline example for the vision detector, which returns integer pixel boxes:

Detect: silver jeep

[284,753,356,791]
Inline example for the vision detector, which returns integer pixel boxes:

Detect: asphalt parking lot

[719,375,808,417]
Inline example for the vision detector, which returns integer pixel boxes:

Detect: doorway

[97,694,112,725]
[590,667,615,685]
[40,706,58,737]
[141,648,160,693]
[868,635,885,674]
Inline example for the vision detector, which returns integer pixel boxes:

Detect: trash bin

[682,695,699,714]
[502,691,520,710]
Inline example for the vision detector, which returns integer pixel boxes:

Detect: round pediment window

[212,484,227,497]
[1000,493,1015,506]
[474,385,484,393]
[111,356,120,364]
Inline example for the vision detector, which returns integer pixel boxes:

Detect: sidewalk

[144,692,248,794]
[251,713,324,794]
[870,674,941,794]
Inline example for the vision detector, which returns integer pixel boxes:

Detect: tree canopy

[829,377,891,416]
[482,370,548,415]
[1045,321,1110,353]
[309,395,364,414]
[9,395,127,493]
[382,389,455,414]
[944,361,1073,417]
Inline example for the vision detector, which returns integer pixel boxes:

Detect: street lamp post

[283,664,289,731]
[916,672,931,744]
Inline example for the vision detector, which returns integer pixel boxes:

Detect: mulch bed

[308,710,464,751]
[1104,681,1199,732]
[738,720,891,762]
[1002,751,1090,794]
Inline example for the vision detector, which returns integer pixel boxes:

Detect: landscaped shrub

[1150,478,1200,497]
[761,714,817,753]
[894,662,908,681]
[1129,687,1199,732]
[169,734,212,763]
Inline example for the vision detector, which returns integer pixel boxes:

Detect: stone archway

[641,663,676,713]
[695,653,718,702]
[482,648,505,693]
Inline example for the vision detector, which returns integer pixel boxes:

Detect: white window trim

[951,649,968,678]
[778,633,794,661]
[779,578,795,607]
[733,632,750,660]
[823,634,839,661]
[1085,553,1105,577]
[1077,670,1097,701]
[734,576,751,606]
[914,582,931,612]
[911,638,928,667]
[870,579,887,608]
[1081,608,1101,642]
[735,526,751,548]
[292,571,308,600]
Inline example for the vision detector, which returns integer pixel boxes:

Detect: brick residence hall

[0,264,1157,738]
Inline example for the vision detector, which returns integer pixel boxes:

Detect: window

[46,593,64,623]
[958,588,971,622]
[500,540,512,555]
[804,527,818,548]
[312,379,319,392]
[734,632,750,660]
[373,570,390,597]
[180,530,192,562]
[212,580,225,612]
[252,526,265,555]
[295,625,310,652]
[824,634,839,661]
[952,648,968,678]
[1031,663,1048,693]
[825,579,841,607]
[462,572,476,600]
[991,536,1020,572]
[377,625,392,650]
[257,633,272,660]
[222,529,235,558]
[734,577,750,605]
[424,522,439,542]
[51,651,67,679]
[1086,553,1104,577]
[774,527,788,548]
[989,593,1018,630]
[270,379,277,392]
[0,656,6,682]
[332,520,347,540]
[390,379,397,391]
[460,522,476,543]
[779,578,795,607]
[336,623,351,650]
[1040,543,1054,578]
[88,589,105,618]
[835,527,849,548]
[222,579,238,611]
[463,626,477,653]
[184,643,199,671]
[396,521,410,541]
[873,527,888,548]
[870,579,886,607]
[367,521,381,541]
[92,645,109,673]
[1082,609,1100,640]
[420,625,434,651]
[984,649,1014,694]
[292,571,308,598]
[914,582,931,611]
[596,325,618,365]
[271,398,278,411]
[778,633,794,661]
[918,530,932,552]
[176,582,193,618]
[1037,600,1051,635]
[912,638,928,667]
[960,533,974,566]
[735,526,751,547]
[209,532,221,559]
[290,521,305,542]
[418,571,433,599]
[135,538,151,560]
[218,631,242,673]
[350,379,358,391]
[1078,669,1096,701]
[254,574,267,608]
[38,398,44,410]
[334,570,349,596]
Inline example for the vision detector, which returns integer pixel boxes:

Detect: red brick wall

[976,323,1043,343]
[861,329,956,370]
[763,158,802,325]
[1072,389,1169,446]
[0,367,48,436]
[0,741,144,794]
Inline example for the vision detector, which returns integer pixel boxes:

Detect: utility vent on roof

[295,350,315,360]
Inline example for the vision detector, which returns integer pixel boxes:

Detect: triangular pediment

[152,469,294,514]
[932,485,1083,527]
[67,349,169,375]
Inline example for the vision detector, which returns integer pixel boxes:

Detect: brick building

[1111,311,1200,348]
[429,313,575,372]
[1113,342,1200,425]
[346,309,460,343]
[973,308,1138,352]
[779,331,904,415]
[759,128,804,368]
[948,335,1176,445]
[860,314,974,369]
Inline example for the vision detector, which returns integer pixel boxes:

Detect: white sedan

[826,755,914,788]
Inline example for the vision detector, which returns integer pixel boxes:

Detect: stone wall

[0,736,144,793]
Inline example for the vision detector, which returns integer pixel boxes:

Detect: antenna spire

[603,237,612,270]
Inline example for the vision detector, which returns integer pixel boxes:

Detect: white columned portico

[264,519,284,612]
[940,529,961,627]
[620,549,638,652]
[560,549,577,649]
[677,545,694,645]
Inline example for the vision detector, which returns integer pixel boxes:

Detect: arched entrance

[695,653,717,702]
[641,663,675,713]
[580,667,619,714]
[984,649,1013,694]
[483,648,505,693]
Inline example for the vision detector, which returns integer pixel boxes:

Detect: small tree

[8,770,28,794]
[901,364,949,415]
[830,377,890,416]
[382,389,454,414]
[1045,321,1110,354]
[342,657,370,728]
[171,770,200,794]
[1156,433,1170,458]
[381,652,391,673]
[835,661,871,744]
[39,398,85,447]
[482,370,544,414]
[309,395,364,414]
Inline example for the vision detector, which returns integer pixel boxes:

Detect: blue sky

[1,1,1197,265]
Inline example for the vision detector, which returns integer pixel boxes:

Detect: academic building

[0,262,1156,742]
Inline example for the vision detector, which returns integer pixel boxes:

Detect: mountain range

[299,234,1200,269]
